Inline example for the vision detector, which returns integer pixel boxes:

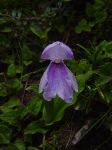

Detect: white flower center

[55,58,62,63]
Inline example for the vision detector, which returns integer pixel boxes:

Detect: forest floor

[48,101,112,150]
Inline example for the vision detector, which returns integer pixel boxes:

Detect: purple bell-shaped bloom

[41,41,74,61]
[39,41,78,103]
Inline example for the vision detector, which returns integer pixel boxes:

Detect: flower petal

[39,62,78,103]
[42,62,74,102]
[43,63,57,101]
[55,63,73,102]
[41,41,74,61]
[66,67,78,92]
[39,64,50,93]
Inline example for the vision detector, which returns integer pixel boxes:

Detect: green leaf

[0,125,11,144]
[86,3,95,17]
[1,27,12,32]
[27,147,39,150]
[95,10,107,23]
[96,40,112,51]
[98,63,112,76]
[2,27,12,33]
[86,0,107,24]
[8,79,23,90]
[105,91,112,103]
[76,59,92,74]
[75,19,92,33]
[16,65,23,73]
[21,96,42,118]
[0,83,7,97]
[3,144,19,150]
[21,44,34,61]
[30,25,50,39]
[0,110,20,125]
[43,98,72,125]
[14,139,25,150]
[76,44,91,56]
[95,75,112,87]
[24,120,48,135]
[7,64,16,77]
[96,41,112,59]
[0,96,20,113]
[77,71,93,92]
[23,60,32,66]
[0,97,21,128]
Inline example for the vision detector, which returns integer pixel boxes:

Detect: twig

[21,80,28,105]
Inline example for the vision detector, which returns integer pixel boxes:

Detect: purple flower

[39,41,78,103]
[41,41,74,61]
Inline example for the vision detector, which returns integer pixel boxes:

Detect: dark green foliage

[0,0,112,149]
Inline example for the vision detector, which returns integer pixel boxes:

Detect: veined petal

[39,64,51,93]
[56,63,74,102]
[43,63,57,101]
[66,67,78,92]
[41,41,74,61]
[42,62,74,102]
[39,62,78,103]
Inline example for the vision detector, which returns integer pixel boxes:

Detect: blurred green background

[0,0,112,149]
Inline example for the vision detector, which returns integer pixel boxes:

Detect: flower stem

[44,100,54,125]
